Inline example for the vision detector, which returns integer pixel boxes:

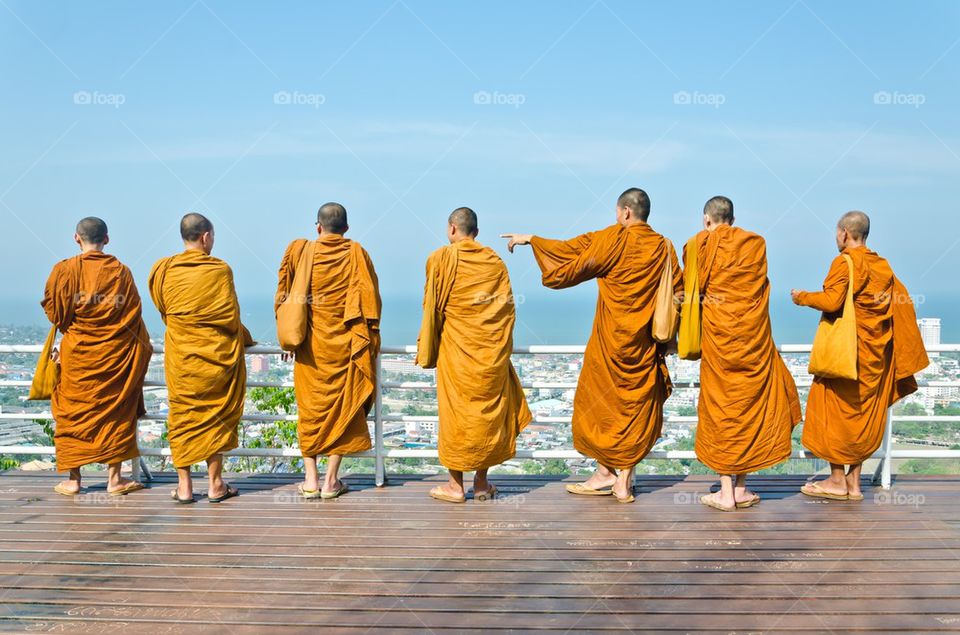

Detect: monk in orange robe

[275,203,381,500]
[504,188,681,503]
[792,211,927,501]
[688,196,801,512]
[149,213,253,504]
[417,208,531,503]
[42,217,152,496]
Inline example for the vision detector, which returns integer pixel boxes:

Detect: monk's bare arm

[793,256,847,312]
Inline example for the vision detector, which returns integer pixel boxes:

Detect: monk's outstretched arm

[795,255,847,313]
[530,229,619,289]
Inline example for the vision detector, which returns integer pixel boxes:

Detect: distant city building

[918,318,941,357]
[918,318,941,347]
[250,355,270,373]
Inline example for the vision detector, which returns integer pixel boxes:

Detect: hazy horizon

[2,2,959,343]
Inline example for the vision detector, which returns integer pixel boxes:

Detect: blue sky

[1,1,958,343]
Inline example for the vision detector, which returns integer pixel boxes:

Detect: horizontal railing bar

[3,444,956,461]
[2,343,957,355]
[8,378,958,391]
[1,411,958,424]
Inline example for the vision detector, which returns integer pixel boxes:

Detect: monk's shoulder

[148,254,174,278]
[426,244,453,266]
[597,223,625,242]
[49,255,80,277]
[283,238,309,258]
[734,226,765,246]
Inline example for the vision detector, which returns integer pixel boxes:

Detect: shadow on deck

[0,472,959,633]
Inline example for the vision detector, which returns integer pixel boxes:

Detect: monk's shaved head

[838,210,870,241]
[617,188,650,221]
[704,196,734,224]
[180,212,213,242]
[449,207,478,237]
[317,202,348,234]
[76,217,108,245]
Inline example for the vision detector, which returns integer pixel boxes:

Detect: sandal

[109,481,145,497]
[208,484,239,504]
[321,481,349,500]
[800,482,848,501]
[474,484,498,502]
[736,494,761,509]
[170,489,196,505]
[54,483,79,497]
[566,482,614,496]
[298,483,322,500]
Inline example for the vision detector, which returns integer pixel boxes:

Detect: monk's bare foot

[845,474,862,498]
[55,479,81,495]
[582,472,617,491]
[734,486,758,505]
[434,482,465,499]
[612,479,633,500]
[302,479,320,493]
[700,492,737,510]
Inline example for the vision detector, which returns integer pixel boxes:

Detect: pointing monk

[42,217,152,496]
[504,188,681,503]
[792,211,927,501]
[686,196,801,511]
[417,208,531,503]
[149,213,254,504]
[275,203,381,500]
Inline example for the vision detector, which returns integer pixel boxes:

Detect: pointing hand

[500,233,532,254]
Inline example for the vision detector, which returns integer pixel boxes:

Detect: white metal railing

[1,343,958,489]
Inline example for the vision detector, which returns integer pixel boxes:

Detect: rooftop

[2,471,959,633]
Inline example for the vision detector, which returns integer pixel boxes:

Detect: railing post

[881,408,893,490]
[374,354,387,487]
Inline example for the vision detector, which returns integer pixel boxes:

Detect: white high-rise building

[918,317,941,356]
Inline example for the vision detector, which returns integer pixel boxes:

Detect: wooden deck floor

[0,472,958,634]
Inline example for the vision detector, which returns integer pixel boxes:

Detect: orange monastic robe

[42,252,152,471]
[689,225,801,474]
[530,223,681,469]
[149,249,252,468]
[796,246,928,464]
[275,235,380,457]
[416,239,531,472]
